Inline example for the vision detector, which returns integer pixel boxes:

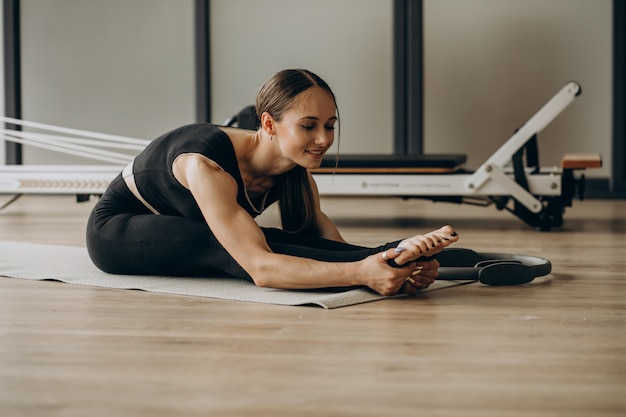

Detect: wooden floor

[1,195,624,417]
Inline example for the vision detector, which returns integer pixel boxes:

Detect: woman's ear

[260,112,276,135]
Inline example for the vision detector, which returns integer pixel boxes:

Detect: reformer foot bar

[0,81,601,229]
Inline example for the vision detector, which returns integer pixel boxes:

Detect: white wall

[210,0,394,155]
[423,0,612,178]
[20,0,195,164]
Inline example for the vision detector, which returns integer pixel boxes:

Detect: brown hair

[255,69,339,235]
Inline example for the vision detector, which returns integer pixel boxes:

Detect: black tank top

[130,123,276,220]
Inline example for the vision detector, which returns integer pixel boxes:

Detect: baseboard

[585,177,626,199]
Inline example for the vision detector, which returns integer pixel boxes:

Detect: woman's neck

[239,129,296,179]
[224,128,293,192]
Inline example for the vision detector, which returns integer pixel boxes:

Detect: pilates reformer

[0,118,148,210]
[0,81,601,231]
[312,81,602,231]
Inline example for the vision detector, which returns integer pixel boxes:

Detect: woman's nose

[316,131,334,147]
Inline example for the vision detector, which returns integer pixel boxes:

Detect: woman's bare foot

[392,225,459,266]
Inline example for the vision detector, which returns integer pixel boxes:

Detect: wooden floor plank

[1,195,624,416]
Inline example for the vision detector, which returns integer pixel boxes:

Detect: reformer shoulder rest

[433,247,551,286]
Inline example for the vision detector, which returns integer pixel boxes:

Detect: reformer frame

[0,81,601,230]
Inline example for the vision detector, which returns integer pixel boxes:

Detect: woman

[86,69,459,296]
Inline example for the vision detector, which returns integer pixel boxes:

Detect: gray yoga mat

[0,240,467,309]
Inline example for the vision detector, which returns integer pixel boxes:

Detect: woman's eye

[325,125,336,131]
[302,125,315,131]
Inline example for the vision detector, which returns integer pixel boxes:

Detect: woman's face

[273,87,337,169]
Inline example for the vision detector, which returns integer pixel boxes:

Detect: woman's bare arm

[174,154,458,295]
[174,154,416,293]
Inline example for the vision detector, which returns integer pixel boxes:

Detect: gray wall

[19,0,196,164]
[423,0,612,178]
[1,0,613,180]
[209,0,394,155]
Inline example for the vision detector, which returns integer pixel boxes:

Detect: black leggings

[86,180,399,281]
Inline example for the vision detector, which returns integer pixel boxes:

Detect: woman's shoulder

[144,123,231,168]
[164,122,224,138]
[156,123,230,150]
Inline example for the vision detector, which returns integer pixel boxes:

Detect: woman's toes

[438,225,458,240]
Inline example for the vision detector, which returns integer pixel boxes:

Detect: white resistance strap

[122,160,161,215]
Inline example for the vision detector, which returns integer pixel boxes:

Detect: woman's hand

[360,225,458,296]
[399,259,440,294]
[359,248,439,296]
